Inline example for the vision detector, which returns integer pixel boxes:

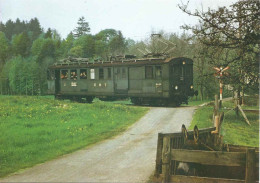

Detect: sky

[0,0,236,41]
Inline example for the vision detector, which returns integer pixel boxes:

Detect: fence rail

[171,149,246,167]
[170,175,245,183]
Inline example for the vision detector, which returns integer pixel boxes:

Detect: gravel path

[0,106,196,182]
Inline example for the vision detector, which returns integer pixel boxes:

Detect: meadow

[0,95,148,177]
[189,96,259,147]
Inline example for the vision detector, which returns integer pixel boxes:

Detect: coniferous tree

[13,18,26,35]
[73,17,90,38]
[4,20,15,40]
[44,28,52,39]
[28,18,42,40]
[0,22,6,33]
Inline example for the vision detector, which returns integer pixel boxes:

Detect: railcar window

[145,66,153,79]
[61,70,68,79]
[99,68,104,79]
[122,68,126,78]
[107,68,112,79]
[90,69,95,79]
[155,66,162,78]
[70,70,77,80]
[116,68,121,78]
[80,69,87,79]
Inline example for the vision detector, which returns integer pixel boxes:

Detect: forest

[0,0,258,100]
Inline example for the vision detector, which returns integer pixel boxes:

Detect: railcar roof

[49,57,192,69]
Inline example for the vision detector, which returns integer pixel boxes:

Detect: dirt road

[1,106,196,182]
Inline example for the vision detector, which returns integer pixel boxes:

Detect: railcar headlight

[190,85,193,89]
[175,85,178,90]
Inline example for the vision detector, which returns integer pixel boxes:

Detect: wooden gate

[154,126,259,183]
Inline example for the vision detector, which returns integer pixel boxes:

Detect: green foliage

[94,40,108,59]
[94,29,127,59]
[44,28,52,38]
[0,95,148,177]
[31,37,45,58]
[127,40,147,58]
[69,46,84,57]
[70,34,95,58]
[31,38,56,62]
[39,38,56,60]
[109,31,127,55]
[60,32,74,57]
[11,32,31,57]
[4,56,39,95]
[2,20,15,40]
[27,18,43,41]
[95,29,118,42]
[38,57,55,94]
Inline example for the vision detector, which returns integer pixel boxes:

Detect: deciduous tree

[0,32,10,69]
[179,0,259,92]
[11,32,30,57]
[109,31,126,55]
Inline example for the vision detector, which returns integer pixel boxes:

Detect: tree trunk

[235,87,241,116]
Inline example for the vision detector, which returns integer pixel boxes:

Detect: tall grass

[221,111,259,147]
[0,95,148,177]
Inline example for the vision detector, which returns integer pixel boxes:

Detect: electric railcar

[47,55,195,106]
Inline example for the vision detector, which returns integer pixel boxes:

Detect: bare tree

[178,0,259,93]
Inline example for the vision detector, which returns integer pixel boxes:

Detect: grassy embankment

[0,95,148,177]
[189,95,259,147]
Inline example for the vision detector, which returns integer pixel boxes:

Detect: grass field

[189,96,259,147]
[0,95,148,177]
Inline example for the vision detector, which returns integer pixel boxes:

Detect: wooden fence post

[213,95,219,125]
[155,133,163,177]
[162,136,171,183]
[245,148,256,183]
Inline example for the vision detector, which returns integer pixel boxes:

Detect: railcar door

[171,59,193,96]
[170,62,182,97]
[114,67,128,94]
[55,70,61,94]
